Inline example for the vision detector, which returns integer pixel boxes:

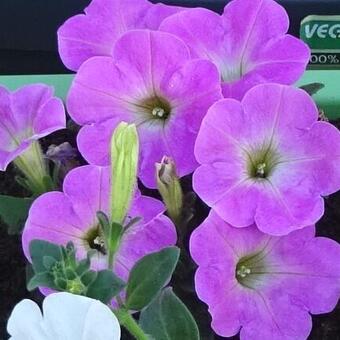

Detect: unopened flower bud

[110,122,139,224]
[156,156,183,224]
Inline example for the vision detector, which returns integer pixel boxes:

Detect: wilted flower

[7,292,121,339]
[160,0,310,99]
[67,30,222,188]
[46,142,77,165]
[0,84,65,194]
[194,84,340,235]
[22,165,177,286]
[58,0,184,71]
[190,211,340,339]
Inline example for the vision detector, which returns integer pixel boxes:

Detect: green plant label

[300,15,340,69]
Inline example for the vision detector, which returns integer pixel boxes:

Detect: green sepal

[96,211,111,241]
[108,222,124,254]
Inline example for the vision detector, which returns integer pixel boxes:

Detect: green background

[0,71,339,120]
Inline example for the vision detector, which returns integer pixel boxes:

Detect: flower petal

[43,292,121,339]
[58,0,184,71]
[161,0,309,99]
[7,299,46,340]
[77,119,119,166]
[113,30,191,96]
[63,165,111,227]
[67,56,138,125]
[0,84,65,170]
[22,192,85,260]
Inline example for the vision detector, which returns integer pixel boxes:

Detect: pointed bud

[156,156,183,224]
[110,122,139,224]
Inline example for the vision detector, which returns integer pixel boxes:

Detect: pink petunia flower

[0,84,65,193]
[193,83,340,235]
[22,165,177,286]
[160,0,310,99]
[67,30,222,188]
[58,0,184,71]
[190,211,340,340]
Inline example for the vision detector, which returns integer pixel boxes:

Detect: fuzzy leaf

[140,288,200,340]
[125,247,180,310]
[27,272,56,291]
[30,240,63,273]
[86,270,126,303]
[0,195,33,235]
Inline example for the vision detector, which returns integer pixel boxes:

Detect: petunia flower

[7,292,121,339]
[58,0,184,71]
[67,29,222,188]
[193,83,340,235]
[0,84,65,194]
[160,0,310,99]
[190,211,340,340]
[22,165,177,287]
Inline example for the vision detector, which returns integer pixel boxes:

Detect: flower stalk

[114,308,148,340]
[14,141,53,195]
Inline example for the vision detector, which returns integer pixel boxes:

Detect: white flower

[7,292,121,340]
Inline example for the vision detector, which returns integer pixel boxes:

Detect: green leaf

[29,240,62,273]
[42,256,58,270]
[140,288,200,340]
[27,272,56,291]
[300,82,325,96]
[42,175,54,192]
[86,270,126,304]
[75,257,91,276]
[0,195,34,235]
[125,247,180,310]
[81,270,97,286]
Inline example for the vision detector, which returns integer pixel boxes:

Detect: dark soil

[1,120,340,340]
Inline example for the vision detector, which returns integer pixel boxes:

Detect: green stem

[114,308,149,340]
[108,248,114,269]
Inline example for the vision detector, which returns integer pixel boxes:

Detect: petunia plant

[58,0,184,71]
[67,29,222,188]
[193,83,340,235]
[0,84,65,194]
[3,0,340,339]
[190,211,340,339]
[160,0,310,99]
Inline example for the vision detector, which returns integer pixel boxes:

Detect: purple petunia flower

[22,165,177,285]
[160,0,310,99]
[190,211,340,340]
[58,0,184,71]
[67,30,222,188]
[0,84,65,193]
[193,83,340,235]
